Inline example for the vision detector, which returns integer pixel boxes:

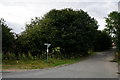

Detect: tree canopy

[105,11,120,53]
[18,8,98,59]
[1,18,15,54]
[2,8,113,60]
[93,30,112,51]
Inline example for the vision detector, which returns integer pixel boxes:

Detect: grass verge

[2,58,81,71]
[2,52,96,71]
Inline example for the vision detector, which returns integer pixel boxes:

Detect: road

[2,49,118,78]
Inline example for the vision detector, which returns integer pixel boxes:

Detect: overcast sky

[0,0,119,34]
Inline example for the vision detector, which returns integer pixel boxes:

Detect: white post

[47,48,49,62]
[44,43,51,62]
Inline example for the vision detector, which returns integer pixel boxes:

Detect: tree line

[1,8,112,60]
[105,11,120,59]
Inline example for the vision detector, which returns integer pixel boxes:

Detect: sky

[0,0,119,34]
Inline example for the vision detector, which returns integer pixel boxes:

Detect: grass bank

[2,58,81,71]
[2,52,96,71]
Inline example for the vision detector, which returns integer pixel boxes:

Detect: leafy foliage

[105,11,120,53]
[1,18,15,54]
[18,8,98,59]
[2,8,113,60]
[93,30,112,51]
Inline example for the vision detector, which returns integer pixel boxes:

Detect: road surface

[2,49,118,78]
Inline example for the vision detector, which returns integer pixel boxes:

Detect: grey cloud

[118,1,120,11]
[0,0,119,34]
[7,22,25,34]
[0,0,119,3]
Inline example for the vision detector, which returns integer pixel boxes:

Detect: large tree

[1,18,15,54]
[93,30,112,51]
[105,11,120,53]
[19,8,98,59]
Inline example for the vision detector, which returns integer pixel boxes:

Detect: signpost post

[44,43,51,62]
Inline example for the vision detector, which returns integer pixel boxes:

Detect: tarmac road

[2,48,118,78]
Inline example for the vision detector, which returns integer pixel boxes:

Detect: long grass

[2,58,81,70]
[2,52,95,70]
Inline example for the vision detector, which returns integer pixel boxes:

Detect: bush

[93,31,112,51]
[2,53,16,60]
[19,8,98,59]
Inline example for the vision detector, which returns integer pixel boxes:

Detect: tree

[20,8,98,59]
[105,11,120,53]
[1,18,15,54]
[93,30,112,51]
